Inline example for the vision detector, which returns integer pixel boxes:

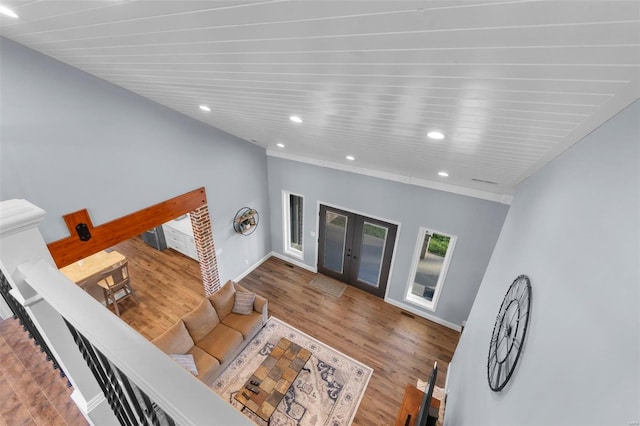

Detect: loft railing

[14,258,251,426]
[64,318,175,426]
[0,198,251,426]
[0,268,69,386]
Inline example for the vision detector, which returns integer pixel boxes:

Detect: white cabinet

[162,215,198,262]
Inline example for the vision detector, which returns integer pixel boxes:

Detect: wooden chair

[97,261,139,316]
[78,274,104,302]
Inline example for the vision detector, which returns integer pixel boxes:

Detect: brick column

[189,205,221,296]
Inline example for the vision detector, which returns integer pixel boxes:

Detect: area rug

[307,274,347,298]
[212,317,373,425]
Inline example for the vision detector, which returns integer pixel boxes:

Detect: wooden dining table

[59,250,126,303]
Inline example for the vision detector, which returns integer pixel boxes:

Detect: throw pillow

[209,281,236,319]
[151,321,194,354]
[182,299,220,342]
[232,291,256,315]
[169,353,198,376]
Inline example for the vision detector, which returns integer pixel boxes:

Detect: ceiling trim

[266,150,514,205]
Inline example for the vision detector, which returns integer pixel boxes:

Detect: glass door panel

[322,211,348,273]
[318,205,397,298]
[356,222,388,287]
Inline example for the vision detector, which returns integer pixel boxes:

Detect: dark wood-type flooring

[0,236,460,425]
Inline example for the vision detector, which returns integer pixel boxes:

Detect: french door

[318,205,397,298]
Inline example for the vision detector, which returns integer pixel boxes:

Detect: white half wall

[445,100,640,425]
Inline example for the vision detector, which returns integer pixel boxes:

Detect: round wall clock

[487,274,531,392]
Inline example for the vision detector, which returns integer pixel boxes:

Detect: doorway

[317,205,397,298]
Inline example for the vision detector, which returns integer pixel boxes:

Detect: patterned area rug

[308,274,347,298]
[212,317,373,425]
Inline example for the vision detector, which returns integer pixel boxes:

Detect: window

[405,227,457,311]
[283,191,304,258]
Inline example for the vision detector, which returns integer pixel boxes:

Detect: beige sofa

[151,280,268,385]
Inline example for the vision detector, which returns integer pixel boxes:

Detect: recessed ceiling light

[289,115,302,123]
[276,143,285,148]
[438,171,449,177]
[427,131,445,140]
[346,155,355,161]
[199,105,210,112]
[0,5,19,18]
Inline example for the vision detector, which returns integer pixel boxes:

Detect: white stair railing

[0,199,252,426]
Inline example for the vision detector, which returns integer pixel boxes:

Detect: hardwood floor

[239,257,460,425]
[0,236,460,425]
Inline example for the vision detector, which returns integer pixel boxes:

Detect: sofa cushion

[151,321,194,354]
[196,323,243,363]
[222,311,263,339]
[209,281,236,320]
[187,346,221,385]
[182,298,220,342]
[232,291,256,315]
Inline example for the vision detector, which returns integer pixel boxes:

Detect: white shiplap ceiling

[1,0,639,202]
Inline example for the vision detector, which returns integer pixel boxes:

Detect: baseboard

[234,254,458,332]
[233,252,273,282]
[270,252,317,273]
[384,298,462,332]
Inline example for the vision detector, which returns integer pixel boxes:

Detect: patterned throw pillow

[169,353,198,376]
[232,291,256,315]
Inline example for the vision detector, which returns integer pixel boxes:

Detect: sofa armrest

[254,294,268,324]
[235,283,268,324]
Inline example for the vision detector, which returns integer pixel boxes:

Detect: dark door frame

[316,202,399,298]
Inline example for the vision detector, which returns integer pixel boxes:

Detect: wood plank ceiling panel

[1,0,638,199]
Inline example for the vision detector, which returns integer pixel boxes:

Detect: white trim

[268,150,513,205]
[282,190,305,260]
[444,360,452,397]
[233,252,273,282]
[270,251,317,273]
[384,298,462,332]
[404,227,457,312]
[19,259,247,426]
[0,199,47,237]
[9,287,42,306]
[317,201,402,229]
[71,389,106,415]
[284,247,304,260]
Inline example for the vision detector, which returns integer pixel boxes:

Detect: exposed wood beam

[47,187,207,268]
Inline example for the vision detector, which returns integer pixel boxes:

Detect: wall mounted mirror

[405,227,457,311]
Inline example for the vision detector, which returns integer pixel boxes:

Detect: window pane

[323,212,348,273]
[289,194,303,251]
[357,222,388,287]
[412,232,451,301]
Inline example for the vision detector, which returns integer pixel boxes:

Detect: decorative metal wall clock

[487,274,531,392]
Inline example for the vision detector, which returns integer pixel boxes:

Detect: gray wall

[0,38,271,284]
[267,157,509,326]
[445,100,640,425]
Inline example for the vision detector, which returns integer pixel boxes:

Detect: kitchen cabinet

[162,215,198,261]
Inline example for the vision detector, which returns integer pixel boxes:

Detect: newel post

[0,199,116,425]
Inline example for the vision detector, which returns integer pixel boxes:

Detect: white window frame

[404,226,457,312]
[282,190,304,259]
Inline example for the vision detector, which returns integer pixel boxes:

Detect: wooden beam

[47,187,207,268]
